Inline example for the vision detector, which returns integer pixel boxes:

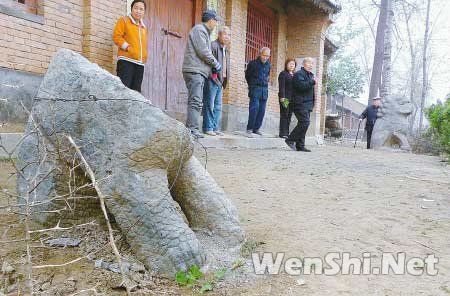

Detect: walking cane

[354,120,362,148]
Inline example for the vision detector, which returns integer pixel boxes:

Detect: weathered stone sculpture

[17,49,244,276]
[371,96,412,150]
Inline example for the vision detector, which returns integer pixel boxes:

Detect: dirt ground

[1,144,449,295]
[194,144,450,296]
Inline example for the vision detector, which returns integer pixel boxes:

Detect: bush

[410,130,442,156]
[426,97,450,158]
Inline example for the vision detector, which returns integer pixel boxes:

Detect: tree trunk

[402,1,419,135]
[368,0,390,104]
[380,0,393,99]
[418,0,431,134]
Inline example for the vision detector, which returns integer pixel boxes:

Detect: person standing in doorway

[182,10,222,139]
[278,58,296,138]
[113,0,148,92]
[359,97,381,149]
[202,26,231,136]
[245,47,271,136]
[285,57,316,152]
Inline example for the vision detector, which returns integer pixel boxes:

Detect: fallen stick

[414,240,440,253]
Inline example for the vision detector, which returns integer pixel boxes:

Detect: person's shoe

[204,131,216,136]
[191,130,205,139]
[297,147,311,152]
[214,131,224,136]
[253,130,263,136]
[285,139,297,151]
[279,135,288,139]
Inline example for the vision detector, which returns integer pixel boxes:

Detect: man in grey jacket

[202,26,231,136]
[182,10,222,139]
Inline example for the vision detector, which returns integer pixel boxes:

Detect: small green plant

[241,238,265,258]
[441,285,450,294]
[426,97,450,160]
[175,265,228,294]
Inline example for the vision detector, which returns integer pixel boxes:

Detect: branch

[28,220,96,234]
[66,135,132,296]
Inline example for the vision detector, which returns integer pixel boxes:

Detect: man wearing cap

[359,97,381,149]
[182,10,222,139]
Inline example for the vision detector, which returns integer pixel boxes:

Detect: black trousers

[287,110,310,148]
[366,126,374,149]
[279,101,293,137]
[117,60,144,92]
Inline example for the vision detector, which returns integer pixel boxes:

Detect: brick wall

[219,0,332,134]
[286,2,330,115]
[222,0,287,114]
[223,0,248,109]
[0,0,126,74]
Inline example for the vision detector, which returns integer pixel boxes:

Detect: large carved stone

[371,96,413,150]
[16,49,244,276]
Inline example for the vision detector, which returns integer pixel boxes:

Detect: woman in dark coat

[278,58,296,138]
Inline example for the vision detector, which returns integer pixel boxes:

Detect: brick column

[220,0,249,131]
[286,3,331,137]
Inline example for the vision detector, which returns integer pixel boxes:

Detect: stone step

[196,132,321,150]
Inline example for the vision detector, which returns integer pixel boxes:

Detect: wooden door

[166,0,193,114]
[142,0,168,109]
[143,0,199,118]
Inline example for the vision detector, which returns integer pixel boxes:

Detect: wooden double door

[142,0,201,119]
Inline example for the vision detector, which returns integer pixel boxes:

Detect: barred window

[245,0,274,64]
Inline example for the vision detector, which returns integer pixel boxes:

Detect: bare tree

[399,0,421,134]
[380,0,393,99]
[418,0,432,134]
[368,0,391,103]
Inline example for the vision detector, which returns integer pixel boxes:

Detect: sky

[331,0,450,105]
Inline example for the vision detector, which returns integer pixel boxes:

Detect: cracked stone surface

[16,49,244,276]
[372,96,413,150]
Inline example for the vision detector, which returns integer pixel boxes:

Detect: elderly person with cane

[359,96,381,149]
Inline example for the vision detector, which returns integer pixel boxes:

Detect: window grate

[245,0,274,64]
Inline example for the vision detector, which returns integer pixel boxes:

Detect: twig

[67,285,101,296]
[28,220,96,234]
[66,135,132,296]
[405,175,450,185]
[414,240,440,253]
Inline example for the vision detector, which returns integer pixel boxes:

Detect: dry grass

[0,123,26,133]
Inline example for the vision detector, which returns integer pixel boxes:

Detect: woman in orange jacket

[113,0,148,92]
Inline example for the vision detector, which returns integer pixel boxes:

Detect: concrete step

[196,131,321,150]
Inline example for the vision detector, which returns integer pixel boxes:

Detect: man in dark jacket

[285,58,316,152]
[202,26,231,136]
[245,47,271,136]
[182,10,222,139]
[359,97,381,149]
